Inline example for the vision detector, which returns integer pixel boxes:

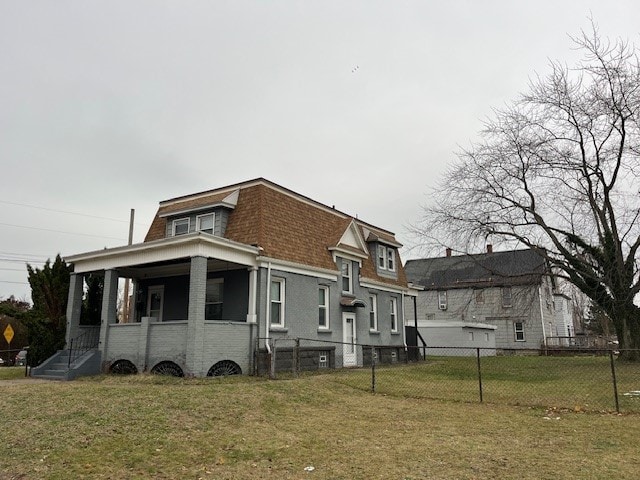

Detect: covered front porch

[63,233,262,377]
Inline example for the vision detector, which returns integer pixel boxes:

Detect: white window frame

[377,245,386,269]
[387,247,396,271]
[196,213,215,234]
[270,278,285,328]
[438,291,447,310]
[172,217,190,236]
[377,245,396,272]
[390,297,398,332]
[318,286,329,329]
[341,259,353,294]
[369,294,378,331]
[514,321,525,341]
[502,287,513,307]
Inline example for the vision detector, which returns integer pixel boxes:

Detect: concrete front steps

[31,349,102,381]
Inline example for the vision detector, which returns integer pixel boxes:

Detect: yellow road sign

[3,324,14,345]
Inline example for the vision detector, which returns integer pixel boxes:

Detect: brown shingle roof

[143,179,407,288]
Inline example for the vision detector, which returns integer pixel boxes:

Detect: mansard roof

[144,178,407,289]
[404,249,547,290]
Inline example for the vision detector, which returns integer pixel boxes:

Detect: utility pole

[122,209,135,323]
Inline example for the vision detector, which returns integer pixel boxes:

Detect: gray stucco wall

[256,260,405,368]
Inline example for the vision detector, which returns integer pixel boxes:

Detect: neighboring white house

[404,247,556,352]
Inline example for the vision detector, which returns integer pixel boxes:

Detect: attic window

[377,245,396,272]
[197,213,214,234]
[173,218,190,236]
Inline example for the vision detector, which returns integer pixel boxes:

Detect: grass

[0,366,28,381]
[1,369,640,479]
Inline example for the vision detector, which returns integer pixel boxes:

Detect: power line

[0,280,29,285]
[0,222,125,241]
[0,199,142,224]
[0,268,28,272]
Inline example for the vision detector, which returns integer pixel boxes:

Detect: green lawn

[1,370,640,479]
[331,355,640,413]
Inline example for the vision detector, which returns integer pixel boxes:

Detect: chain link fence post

[269,339,276,380]
[609,349,620,413]
[476,348,483,403]
[371,346,376,393]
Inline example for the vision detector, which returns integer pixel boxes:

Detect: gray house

[404,247,555,353]
[32,178,410,379]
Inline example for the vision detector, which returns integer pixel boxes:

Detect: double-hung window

[318,286,329,329]
[377,245,396,272]
[197,213,214,234]
[341,259,353,294]
[369,294,378,331]
[172,218,190,236]
[270,278,285,327]
[514,321,525,341]
[390,297,398,332]
[386,248,395,271]
[205,279,223,320]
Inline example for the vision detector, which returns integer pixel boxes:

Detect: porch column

[246,267,258,323]
[65,273,84,347]
[99,269,119,355]
[186,256,207,376]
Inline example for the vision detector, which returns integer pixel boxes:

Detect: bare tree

[417,26,640,359]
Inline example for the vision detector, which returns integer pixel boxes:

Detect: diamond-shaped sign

[3,324,14,345]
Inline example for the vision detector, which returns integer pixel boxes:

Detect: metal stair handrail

[68,327,100,368]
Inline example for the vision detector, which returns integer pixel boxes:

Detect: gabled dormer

[328,219,369,266]
[362,227,402,279]
[160,190,240,239]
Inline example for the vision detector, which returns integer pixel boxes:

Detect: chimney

[446,248,452,257]
[487,244,493,253]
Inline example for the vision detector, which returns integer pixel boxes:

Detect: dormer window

[197,213,214,234]
[341,259,353,294]
[377,245,396,272]
[173,218,190,236]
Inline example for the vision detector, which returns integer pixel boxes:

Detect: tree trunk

[612,303,640,362]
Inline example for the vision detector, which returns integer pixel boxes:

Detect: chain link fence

[256,338,640,413]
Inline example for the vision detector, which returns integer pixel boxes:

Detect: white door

[342,313,357,367]
[147,286,164,321]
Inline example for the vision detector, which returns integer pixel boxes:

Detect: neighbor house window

[172,218,190,236]
[438,291,447,310]
[197,213,214,234]
[369,294,378,331]
[341,259,353,294]
[502,287,512,307]
[514,321,525,341]
[318,286,329,329]
[270,278,285,327]
[205,278,223,320]
[390,297,398,332]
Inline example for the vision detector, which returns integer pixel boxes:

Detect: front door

[147,286,164,321]
[342,312,357,367]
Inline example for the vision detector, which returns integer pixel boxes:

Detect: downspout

[401,291,407,349]
[538,285,547,348]
[265,262,272,353]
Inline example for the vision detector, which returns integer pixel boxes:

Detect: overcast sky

[1,1,639,302]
